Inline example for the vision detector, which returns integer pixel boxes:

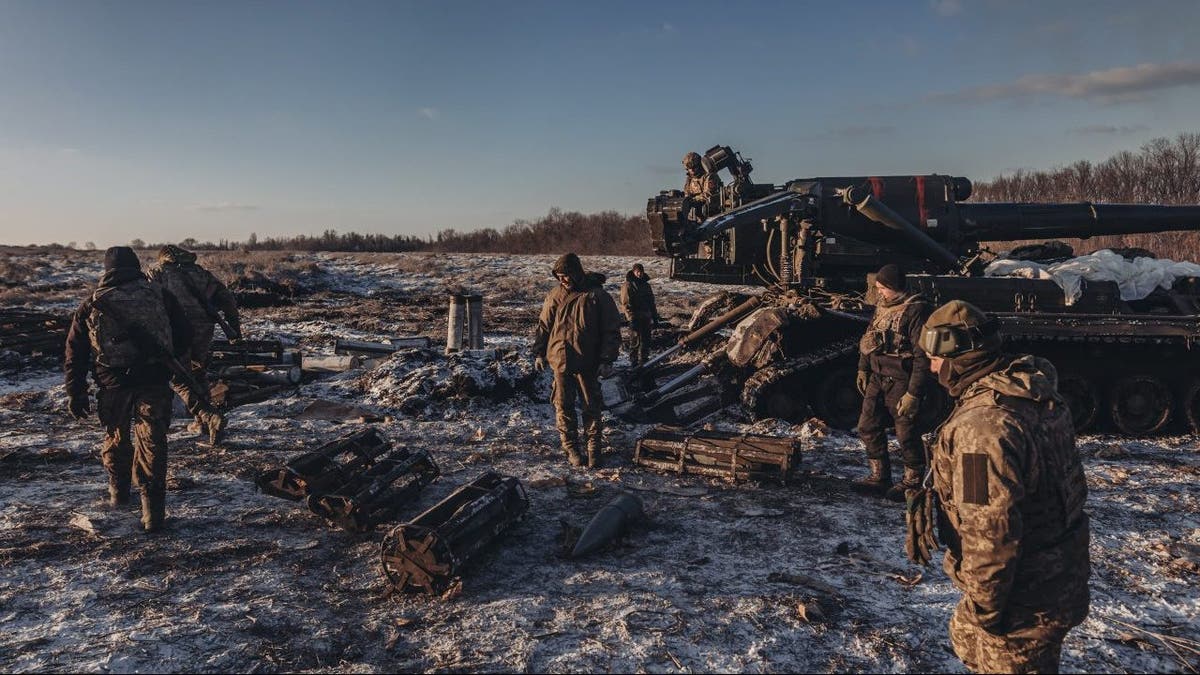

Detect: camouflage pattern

[96,384,173,519]
[148,247,239,431]
[683,172,723,216]
[87,279,175,371]
[619,269,658,367]
[933,354,1091,673]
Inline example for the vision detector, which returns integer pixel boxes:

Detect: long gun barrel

[957,202,1200,242]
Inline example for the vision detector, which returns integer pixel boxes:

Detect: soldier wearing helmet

[915,299,1091,674]
[682,151,723,220]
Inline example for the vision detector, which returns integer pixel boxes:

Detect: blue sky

[1,0,1198,246]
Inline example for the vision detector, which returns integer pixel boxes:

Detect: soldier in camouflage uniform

[65,247,194,532]
[919,300,1090,674]
[533,253,621,468]
[854,264,932,499]
[147,244,241,445]
[682,151,723,220]
[619,263,661,368]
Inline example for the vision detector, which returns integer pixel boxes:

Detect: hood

[103,246,141,272]
[158,244,197,265]
[971,355,1060,402]
[582,271,607,289]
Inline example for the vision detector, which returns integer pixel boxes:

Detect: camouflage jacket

[147,260,239,340]
[619,271,658,321]
[65,270,193,394]
[857,292,931,395]
[534,272,621,374]
[683,172,723,215]
[932,355,1090,636]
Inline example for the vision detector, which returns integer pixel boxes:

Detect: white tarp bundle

[984,249,1200,305]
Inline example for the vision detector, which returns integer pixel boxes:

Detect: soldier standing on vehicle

[64,246,194,532]
[619,263,662,368]
[147,244,240,445]
[682,151,723,220]
[533,253,621,468]
[854,264,932,499]
[915,300,1090,673]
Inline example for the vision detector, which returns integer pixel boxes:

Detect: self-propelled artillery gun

[623,145,1200,435]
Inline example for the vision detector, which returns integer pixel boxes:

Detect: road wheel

[814,367,863,430]
[1058,374,1101,433]
[1109,375,1173,436]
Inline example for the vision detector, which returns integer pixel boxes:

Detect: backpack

[86,279,174,370]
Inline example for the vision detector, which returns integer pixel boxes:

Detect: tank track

[741,338,860,421]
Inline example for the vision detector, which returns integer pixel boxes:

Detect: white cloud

[930,61,1200,104]
[418,107,439,120]
[930,0,962,17]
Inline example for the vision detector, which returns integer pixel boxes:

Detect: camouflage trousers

[627,316,652,368]
[171,331,217,425]
[950,600,1067,674]
[858,372,924,468]
[96,384,173,498]
[552,369,603,453]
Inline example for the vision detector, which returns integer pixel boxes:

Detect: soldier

[533,253,621,468]
[65,246,194,532]
[854,264,932,499]
[147,244,241,445]
[682,151,723,219]
[619,263,662,368]
[918,300,1090,674]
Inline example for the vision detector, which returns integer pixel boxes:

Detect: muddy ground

[1,250,1197,673]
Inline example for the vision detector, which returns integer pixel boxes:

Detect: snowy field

[0,250,1197,673]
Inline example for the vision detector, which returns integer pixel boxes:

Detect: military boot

[560,433,583,467]
[108,477,131,507]
[853,456,892,494]
[206,412,227,446]
[141,491,166,533]
[586,440,601,469]
[886,466,925,503]
[187,419,203,435]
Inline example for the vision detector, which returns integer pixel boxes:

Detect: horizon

[2,0,1199,247]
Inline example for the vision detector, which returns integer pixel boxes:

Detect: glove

[905,485,939,566]
[68,392,91,421]
[896,392,920,419]
[599,363,614,379]
[534,356,548,373]
[855,370,870,396]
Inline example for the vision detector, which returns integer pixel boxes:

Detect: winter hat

[158,244,197,265]
[552,253,585,280]
[875,264,905,292]
[103,246,141,271]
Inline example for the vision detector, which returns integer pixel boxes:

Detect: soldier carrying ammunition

[64,246,195,532]
[854,264,932,499]
[682,151,722,220]
[147,244,241,445]
[912,300,1091,674]
[619,263,662,369]
[533,253,621,468]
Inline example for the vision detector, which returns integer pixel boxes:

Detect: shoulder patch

[961,453,989,505]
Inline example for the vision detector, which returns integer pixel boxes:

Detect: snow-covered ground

[0,250,1196,673]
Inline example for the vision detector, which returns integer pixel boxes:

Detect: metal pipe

[446,295,466,353]
[842,187,962,271]
[466,294,484,350]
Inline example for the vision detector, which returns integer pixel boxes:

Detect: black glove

[68,392,91,421]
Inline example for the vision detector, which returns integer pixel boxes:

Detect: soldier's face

[875,281,903,303]
[556,273,575,291]
[633,268,645,279]
[928,355,945,373]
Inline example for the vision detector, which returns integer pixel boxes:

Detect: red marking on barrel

[870,177,884,198]
[915,176,927,226]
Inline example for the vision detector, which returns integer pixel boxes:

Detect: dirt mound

[356,348,548,412]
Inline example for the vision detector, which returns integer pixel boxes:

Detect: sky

[1,0,1199,247]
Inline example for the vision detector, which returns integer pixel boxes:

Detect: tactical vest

[87,279,174,370]
[859,295,924,358]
